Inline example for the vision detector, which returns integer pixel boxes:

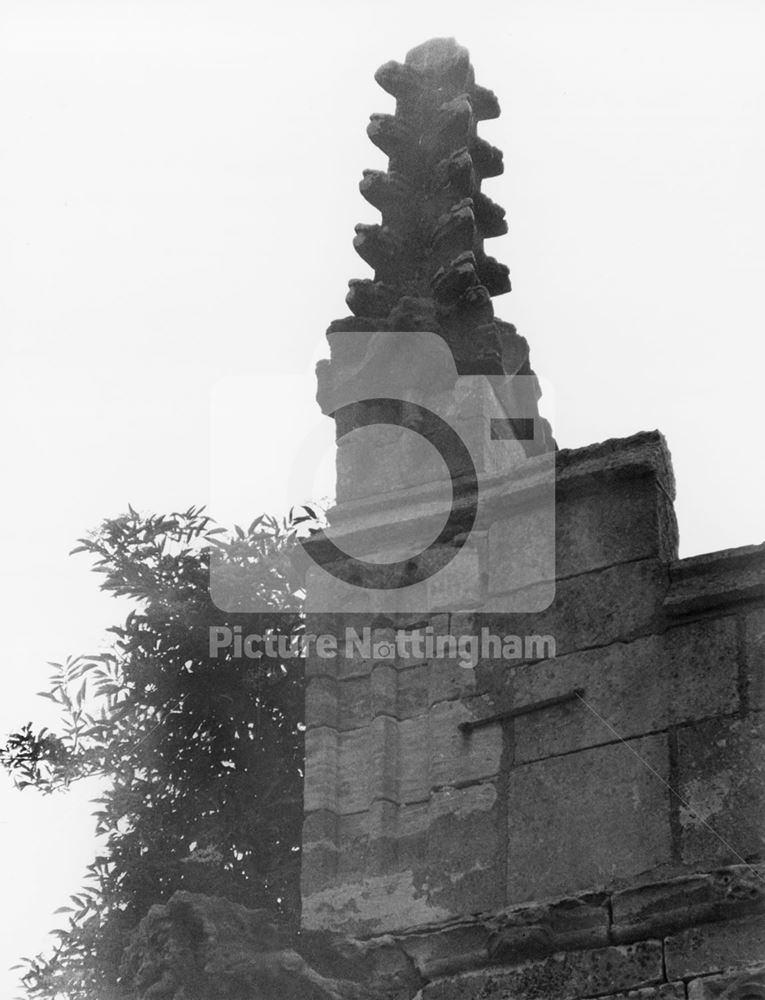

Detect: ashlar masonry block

[509,615,740,763]
[664,914,765,979]
[420,940,664,1000]
[487,470,673,591]
[506,734,672,904]
[676,714,765,867]
[302,779,506,934]
[611,864,765,943]
[687,966,765,1000]
[475,556,671,659]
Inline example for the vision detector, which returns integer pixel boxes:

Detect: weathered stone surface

[665,544,765,617]
[302,809,343,896]
[509,616,739,762]
[303,868,765,984]
[398,696,503,801]
[687,965,765,1000]
[472,556,670,657]
[305,726,339,813]
[302,870,454,936]
[665,914,765,979]
[121,892,401,1000]
[599,985,686,1000]
[485,894,609,963]
[612,865,765,943]
[335,424,445,502]
[428,654,480,706]
[307,676,341,730]
[555,430,675,499]
[419,940,663,1000]
[398,921,491,979]
[553,430,679,566]
[427,537,484,610]
[310,695,501,815]
[394,663,431,718]
[303,782,503,936]
[426,782,505,914]
[370,716,400,806]
[369,893,609,981]
[306,689,503,818]
[373,663,401,718]
[506,734,672,903]
[489,475,669,590]
[305,621,404,679]
[430,697,503,787]
[744,608,765,713]
[676,715,765,866]
[337,727,374,813]
[396,897,609,984]
[487,501,556,597]
[339,673,373,728]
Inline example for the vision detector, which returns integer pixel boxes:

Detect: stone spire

[327,37,542,386]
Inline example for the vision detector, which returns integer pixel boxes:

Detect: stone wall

[301,430,765,996]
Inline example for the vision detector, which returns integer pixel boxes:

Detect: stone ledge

[395,894,610,979]
[555,430,675,501]
[612,865,765,943]
[364,865,763,981]
[665,545,765,617]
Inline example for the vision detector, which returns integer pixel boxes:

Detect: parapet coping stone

[665,543,765,617]
[323,429,675,544]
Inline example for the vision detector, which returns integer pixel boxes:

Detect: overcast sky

[1,0,764,994]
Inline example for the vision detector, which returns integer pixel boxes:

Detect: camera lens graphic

[302,398,479,589]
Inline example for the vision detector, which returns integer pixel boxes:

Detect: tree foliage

[2,506,311,1000]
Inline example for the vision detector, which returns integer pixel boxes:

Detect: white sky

[1,0,764,993]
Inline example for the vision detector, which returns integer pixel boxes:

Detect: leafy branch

[2,504,318,999]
